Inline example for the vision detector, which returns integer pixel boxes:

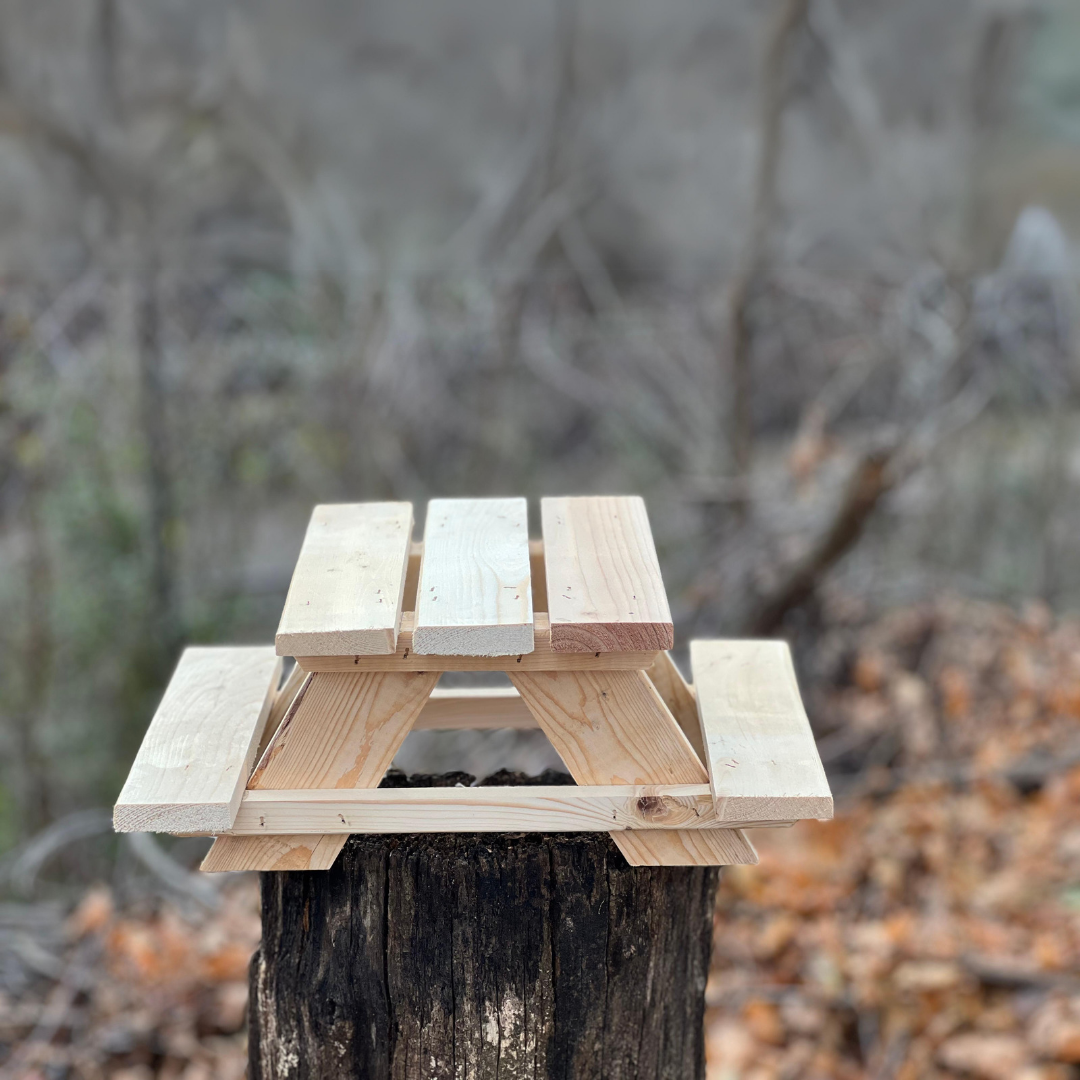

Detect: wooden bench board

[114,646,281,833]
[690,639,833,821]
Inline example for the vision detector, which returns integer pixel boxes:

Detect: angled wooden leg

[202,669,437,871]
[614,828,757,867]
[509,669,755,866]
[646,651,706,764]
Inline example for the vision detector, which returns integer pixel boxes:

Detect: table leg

[203,669,438,871]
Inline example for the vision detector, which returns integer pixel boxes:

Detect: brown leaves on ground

[1,880,260,1079]
[707,594,1080,1080]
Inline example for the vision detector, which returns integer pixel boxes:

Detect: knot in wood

[635,795,670,820]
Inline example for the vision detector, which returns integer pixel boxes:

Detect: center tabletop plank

[412,497,534,656]
[542,496,674,653]
[275,502,413,658]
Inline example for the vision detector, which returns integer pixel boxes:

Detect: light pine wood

[690,639,833,820]
[221,785,793,834]
[542,496,674,653]
[251,670,438,789]
[509,670,707,786]
[510,669,753,866]
[275,502,414,657]
[529,537,547,612]
[612,828,757,866]
[511,665,756,868]
[413,498,534,656]
[201,833,346,872]
[646,651,706,764]
[201,669,437,872]
[414,687,536,730]
[403,540,423,610]
[295,612,660,672]
[256,663,309,760]
[114,647,282,834]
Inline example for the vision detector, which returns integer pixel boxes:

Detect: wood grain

[509,670,708,786]
[510,668,749,866]
[542,496,674,652]
[249,832,719,1079]
[295,612,660,672]
[201,669,437,872]
[201,833,346,872]
[256,663,309,760]
[114,647,281,833]
[413,498,534,656]
[646,651,706,764]
[252,670,438,789]
[275,502,413,657]
[690,639,833,821]
[223,785,793,834]
[611,829,757,866]
[414,687,536,730]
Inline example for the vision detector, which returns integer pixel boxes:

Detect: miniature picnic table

[114,496,833,871]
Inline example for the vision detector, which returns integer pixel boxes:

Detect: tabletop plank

[114,647,281,833]
[413,497,534,656]
[542,496,673,653]
[275,502,414,657]
[690,640,833,821]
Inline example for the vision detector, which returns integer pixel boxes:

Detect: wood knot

[636,796,668,820]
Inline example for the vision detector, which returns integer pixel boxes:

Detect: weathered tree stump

[249,780,720,1080]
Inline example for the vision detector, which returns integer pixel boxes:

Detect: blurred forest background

[3,1,1080,1077]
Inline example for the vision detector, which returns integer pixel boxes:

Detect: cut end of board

[549,620,674,654]
[113,801,234,836]
[412,625,536,657]
[275,625,398,658]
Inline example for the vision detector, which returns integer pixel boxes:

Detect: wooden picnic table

[113,495,832,1079]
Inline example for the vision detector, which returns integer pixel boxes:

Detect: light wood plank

[507,669,751,864]
[509,670,707,786]
[542,496,673,653]
[646,652,706,764]
[275,502,413,657]
[114,647,281,833]
[218,785,793,834]
[201,833,345,872]
[413,498,534,656]
[690,640,834,821]
[256,663,309,761]
[251,670,438,789]
[295,612,660,672]
[414,687,536,730]
[201,669,437,872]
[510,668,751,865]
[612,829,757,866]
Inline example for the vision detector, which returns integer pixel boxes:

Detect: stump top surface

[275,495,674,660]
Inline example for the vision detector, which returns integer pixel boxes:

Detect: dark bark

[249,781,719,1080]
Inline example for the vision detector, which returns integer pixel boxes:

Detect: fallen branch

[747,443,896,634]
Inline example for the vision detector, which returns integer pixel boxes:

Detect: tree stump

[249,794,720,1080]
